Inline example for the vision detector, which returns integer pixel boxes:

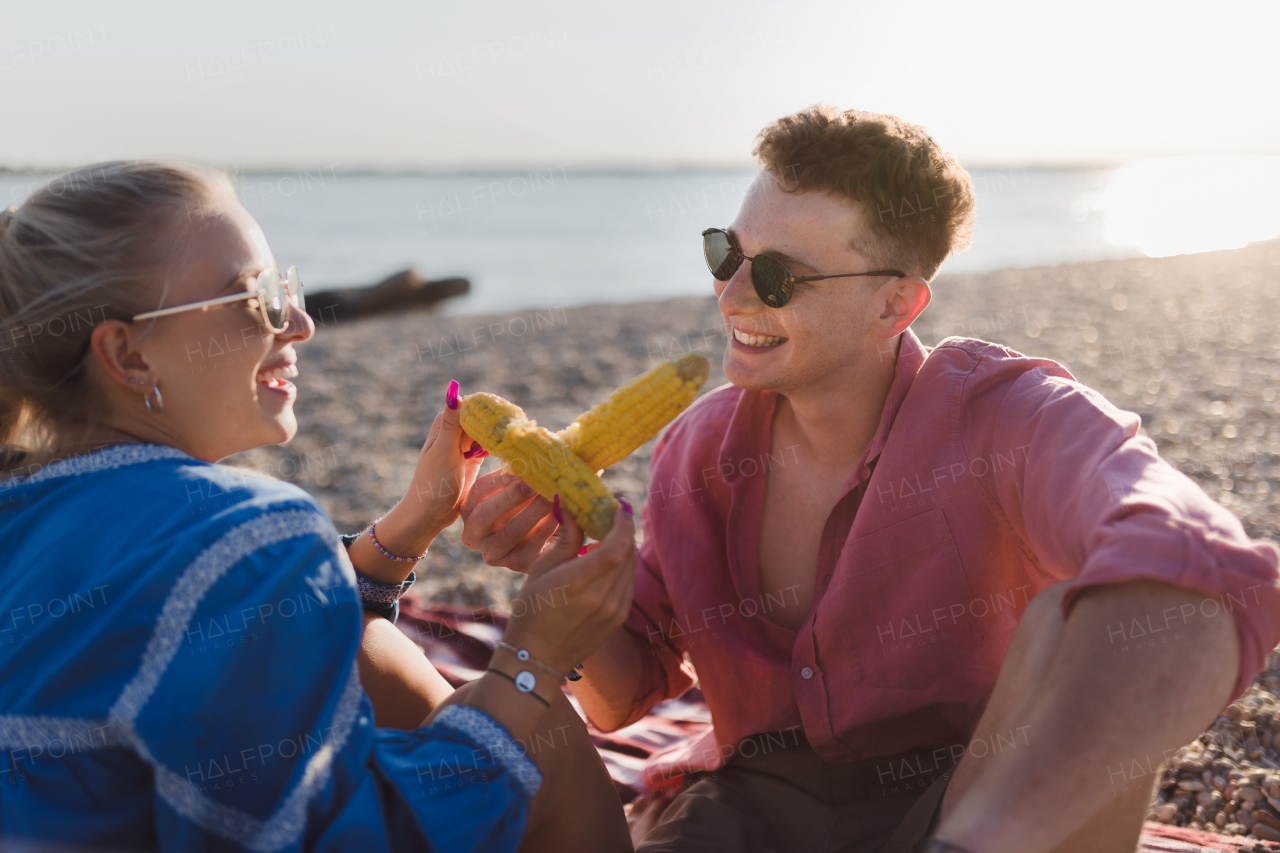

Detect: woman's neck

[38,423,156,466]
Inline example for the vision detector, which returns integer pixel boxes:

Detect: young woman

[0,161,635,852]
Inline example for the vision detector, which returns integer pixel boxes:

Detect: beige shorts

[636,732,955,853]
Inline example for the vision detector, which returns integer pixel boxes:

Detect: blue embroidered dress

[0,444,540,851]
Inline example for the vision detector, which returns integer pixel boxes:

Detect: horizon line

[3,153,1278,178]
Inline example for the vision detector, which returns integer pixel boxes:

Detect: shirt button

[800,666,814,680]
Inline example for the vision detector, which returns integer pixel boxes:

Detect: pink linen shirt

[622,328,1280,774]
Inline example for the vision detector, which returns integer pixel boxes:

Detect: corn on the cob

[460,392,618,540]
[457,353,710,540]
[558,353,710,472]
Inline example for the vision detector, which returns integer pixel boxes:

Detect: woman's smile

[255,358,299,395]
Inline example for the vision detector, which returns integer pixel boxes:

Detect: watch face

[515,670,537,693]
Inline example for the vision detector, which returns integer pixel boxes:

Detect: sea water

[4,159,1277,316]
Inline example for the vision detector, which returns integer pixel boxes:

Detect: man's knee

[998,580,1072,681]
[1019,580,1071,629]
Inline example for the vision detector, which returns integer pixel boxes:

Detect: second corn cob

[558,352,711,472]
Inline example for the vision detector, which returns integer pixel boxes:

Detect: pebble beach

[228,238,1280,836]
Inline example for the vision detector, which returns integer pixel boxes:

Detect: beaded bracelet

[367,517,429,563]
[486,667,551,707]
[496,641,567,682]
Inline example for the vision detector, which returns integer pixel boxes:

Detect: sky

[1,0,1277,170]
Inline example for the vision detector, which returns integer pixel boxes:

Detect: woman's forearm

[455,646,561,744]
[358,613,560,742]
[347,500,443,584]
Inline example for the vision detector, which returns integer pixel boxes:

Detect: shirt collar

[859,325,928,472]
[718,325,929,481]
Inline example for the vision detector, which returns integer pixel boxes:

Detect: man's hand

[459,468,559,572]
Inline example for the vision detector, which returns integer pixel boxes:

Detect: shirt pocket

[826,509,984,690]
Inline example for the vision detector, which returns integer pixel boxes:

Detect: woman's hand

[347,380,485,583]
[459,469,559,573]
[456,501,635,750]
[402,380,487,538]
[500,500,638,675]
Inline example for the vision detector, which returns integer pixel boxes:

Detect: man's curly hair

[753,105,976,281]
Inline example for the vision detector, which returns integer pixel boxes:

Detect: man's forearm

[569,625,644,732]
[936,579,1241,852]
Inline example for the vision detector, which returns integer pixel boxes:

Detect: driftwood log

[305,269,469,323]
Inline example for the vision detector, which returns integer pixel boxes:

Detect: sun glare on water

[1104,155,1280,258]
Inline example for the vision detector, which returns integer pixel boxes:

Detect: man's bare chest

[757,464,852,631]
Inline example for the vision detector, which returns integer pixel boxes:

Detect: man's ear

[90,321,153,387]
[875,277,931,337]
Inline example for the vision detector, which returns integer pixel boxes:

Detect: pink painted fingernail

[618,497,633,516]
[446,380,459,410]
[552,494,564,525]
[578,546,589,556]
[464,441,485,459]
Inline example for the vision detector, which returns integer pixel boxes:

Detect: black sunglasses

[701,228,905,308]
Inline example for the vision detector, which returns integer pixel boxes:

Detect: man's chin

[723,355,779,392]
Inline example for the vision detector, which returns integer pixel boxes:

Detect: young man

[460,106,1280,852]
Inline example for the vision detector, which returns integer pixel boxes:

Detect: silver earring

[143,384,163,413]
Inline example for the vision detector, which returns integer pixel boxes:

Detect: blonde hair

[753,105,976,281]
[0,160,234,475]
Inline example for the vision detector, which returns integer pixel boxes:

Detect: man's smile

[731,326,787,349]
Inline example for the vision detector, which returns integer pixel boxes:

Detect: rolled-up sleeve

[617,431,698,729]
[620,534,697,728]
[972,362,1280,702]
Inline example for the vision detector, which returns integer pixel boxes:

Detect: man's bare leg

[936,579,1236,852]
[358,612,632,852]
